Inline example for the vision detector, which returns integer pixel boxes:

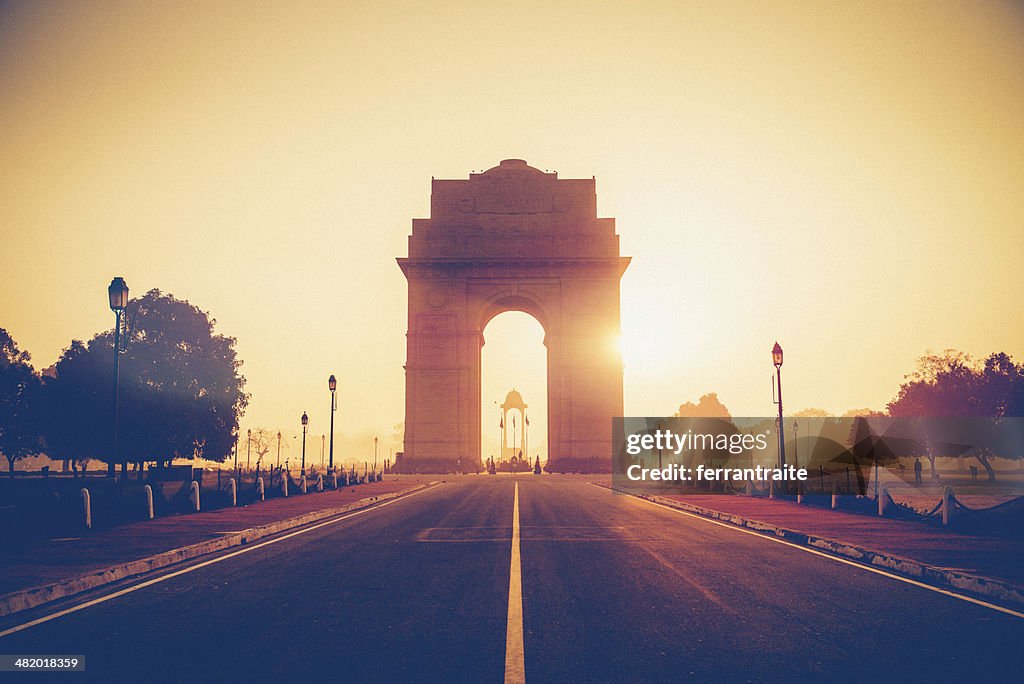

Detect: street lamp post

[107,277,129,479]
[301,412,309,475]
[328,375,337,473]
[246,429,252,472]
[772,341,787,470]
[374,436,378,472]
[276,431,281,469]
[321,434,325,470]
[656,421,663,469]
[792,420,799,470]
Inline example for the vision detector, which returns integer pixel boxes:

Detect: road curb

[606,484,1024,610]
[0,482,438,619]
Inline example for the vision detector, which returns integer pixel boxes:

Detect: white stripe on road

[611,487,1024,620]
[504,481,526,684]
[0,485,439,639]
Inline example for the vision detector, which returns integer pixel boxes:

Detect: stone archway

[396,159,630,473]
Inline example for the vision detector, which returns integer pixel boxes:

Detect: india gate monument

[396,159,630,473]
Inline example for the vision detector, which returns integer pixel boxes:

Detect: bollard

[745,480,752,497]
[317,473,324,492]
[143,484,154,520]
[257,476,265,501]
[331,474,338,490]
[80,487,91,529]
[942,485,954,526]
[796,482,803,505]
[228,478,237,507]
[769,479,775,499]
[877,484,888,517]
[300,474,307,494]
[281,475,289,498]
[190,480,201,512]
[831,481,838,510]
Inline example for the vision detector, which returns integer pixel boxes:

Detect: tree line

[0,290,248,477]
[674,350,1024,481]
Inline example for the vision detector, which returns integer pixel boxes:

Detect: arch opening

[481,311,547,471]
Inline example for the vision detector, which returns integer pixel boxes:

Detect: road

[1,476,1021,682]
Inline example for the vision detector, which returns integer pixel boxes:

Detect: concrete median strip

[607,484,1024,611]
[0,482,438,619]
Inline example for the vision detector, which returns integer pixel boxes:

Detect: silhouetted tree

[792,408,833,417]
[247,428,275,472]
[887,349,1024,480]
[0,329,43,474]
[674,393,731,418]
[42,290,249,476]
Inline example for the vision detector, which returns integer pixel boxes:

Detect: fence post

[257,477,265,501]
[331,473,338,490]
[317,473,324,492]
[877,484,888,517]
[80,487,91,529]
[300,474,307,494]
[831,481,838,510]
[143,484,154,520]
[281,475,289,498]
[228,478,237,507]
[190,480,201,512]
[942,485,954,526]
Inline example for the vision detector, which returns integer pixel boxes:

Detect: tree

[0,329,43,474]
[841,408,883,418]
[42,290,249,475]
[792,408,833,418]
[246,428,276,471]
[675,393,731,418]
[887,349,1024,480]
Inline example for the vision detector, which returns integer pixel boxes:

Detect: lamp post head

[772,341,784,368]
[277,431,281,439]
[301,411,308,427]
[247,428,251,437]
[328,374,337,392]
[108,277,129,312]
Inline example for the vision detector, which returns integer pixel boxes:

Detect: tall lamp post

[246,429,252,472]
[328,375,337,473]
[772,341,786,469]
[276,431,282,469]
[107,277,129,479]
[792,420,799,470]
[301,411,309,475]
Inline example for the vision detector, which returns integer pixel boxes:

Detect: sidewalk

[0,477,435,616]
[609,486,1024,608]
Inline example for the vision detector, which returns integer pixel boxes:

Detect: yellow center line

[504,481,526,683]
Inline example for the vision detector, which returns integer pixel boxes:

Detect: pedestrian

[913,457,922,485]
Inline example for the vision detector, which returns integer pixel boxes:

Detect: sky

[1,1,1022,462]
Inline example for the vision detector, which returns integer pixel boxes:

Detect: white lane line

[610,487,1024,620]
[0,485,438,639]
[504,481,526,684]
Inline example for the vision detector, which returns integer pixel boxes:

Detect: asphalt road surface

[1,476,1021,682]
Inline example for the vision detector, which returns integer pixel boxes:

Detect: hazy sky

[2,1,1022,461]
